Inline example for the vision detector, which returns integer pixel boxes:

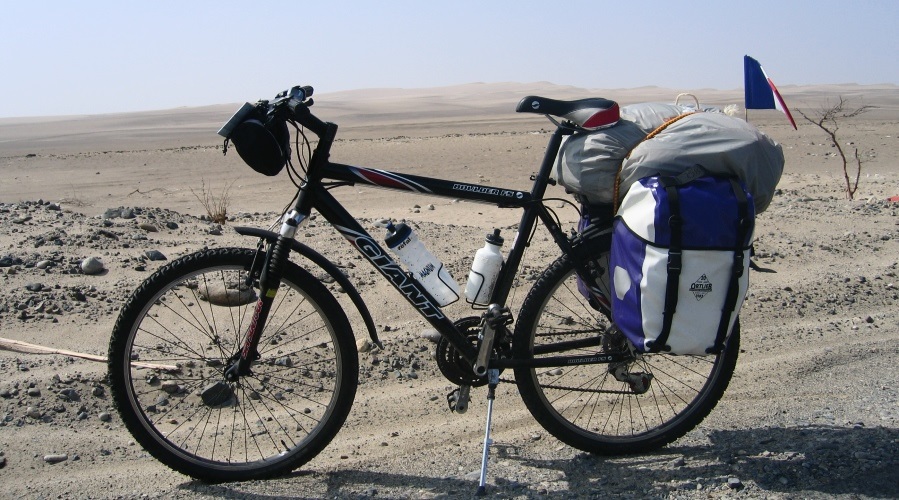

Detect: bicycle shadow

[176,425,898,498]
[178,469,483,499]
[497,424,899,498]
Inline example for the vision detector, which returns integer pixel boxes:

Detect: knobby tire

[513,255,739,454]
[108,248,358,481]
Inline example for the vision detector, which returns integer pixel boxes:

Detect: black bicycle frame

[288,123,625,369]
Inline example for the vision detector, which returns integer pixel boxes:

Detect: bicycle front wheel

[513,255,738,454]
[108,247,358,481]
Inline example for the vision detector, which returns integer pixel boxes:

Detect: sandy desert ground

[0,82,897,498]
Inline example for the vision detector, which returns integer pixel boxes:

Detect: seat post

[530,126,573,200]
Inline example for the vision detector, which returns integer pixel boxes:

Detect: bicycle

[108,85,739,493]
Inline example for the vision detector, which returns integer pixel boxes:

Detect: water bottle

[384,222,460,306]
[465,229,504,305]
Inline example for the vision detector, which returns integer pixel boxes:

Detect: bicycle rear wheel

[513,255,738,454]
[108,247,358,481]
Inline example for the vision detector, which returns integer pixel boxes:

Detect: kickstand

[476,369,500,496]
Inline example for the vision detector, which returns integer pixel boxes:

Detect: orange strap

[612,112,697,213]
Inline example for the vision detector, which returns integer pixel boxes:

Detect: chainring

[436,316,488,387]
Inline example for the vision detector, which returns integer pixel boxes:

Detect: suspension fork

[225,210,307,381]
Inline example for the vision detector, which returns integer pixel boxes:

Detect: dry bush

[190,179,235,224]
[58,185,90,207]
[798,97,874,200]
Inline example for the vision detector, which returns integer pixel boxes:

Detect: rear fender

[235,226,382,349]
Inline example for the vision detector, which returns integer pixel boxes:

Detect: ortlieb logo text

[690,274,712,300]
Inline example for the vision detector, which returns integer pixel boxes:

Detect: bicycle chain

[497,377,637,395]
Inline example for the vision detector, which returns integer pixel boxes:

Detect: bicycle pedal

[447,385,471,414]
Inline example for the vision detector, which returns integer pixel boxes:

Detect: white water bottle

[385,222,460,306]
[465,229,504,305]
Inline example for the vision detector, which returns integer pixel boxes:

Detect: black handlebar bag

[610,171,755,355]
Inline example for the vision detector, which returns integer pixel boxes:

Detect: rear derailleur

[609,362,653,394]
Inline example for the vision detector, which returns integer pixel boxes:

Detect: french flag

[744,55,797,130]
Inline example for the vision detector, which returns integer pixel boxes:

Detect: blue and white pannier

[610,167,755,355]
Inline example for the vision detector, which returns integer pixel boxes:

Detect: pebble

[98,412,112,422]
[25,282,44,292]
[200,381,233,406]
[36,260,53,269]
[160,381,180,394]
[727,477,743,489]
[43,454,68,464]
[274,356,293,367]
[58,388,79,401]
[198,282,256,306]
[139,223,158,232]
[80,257,105,275]
[420,329,442,343]
[144,249,167,261]
[357,338,373,353]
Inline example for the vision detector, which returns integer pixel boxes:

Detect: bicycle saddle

[516,96,619,130]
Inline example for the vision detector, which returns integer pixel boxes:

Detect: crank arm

[473,304,511,377]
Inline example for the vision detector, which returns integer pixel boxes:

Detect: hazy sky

[2,0,897,117]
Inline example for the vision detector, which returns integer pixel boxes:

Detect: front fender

[234,226,382,349]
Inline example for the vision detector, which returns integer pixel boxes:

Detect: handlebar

[287,97,329,137]
[266,85,328,137]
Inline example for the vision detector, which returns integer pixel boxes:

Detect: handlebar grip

[288,85,314,101]
[289,99,328,136]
